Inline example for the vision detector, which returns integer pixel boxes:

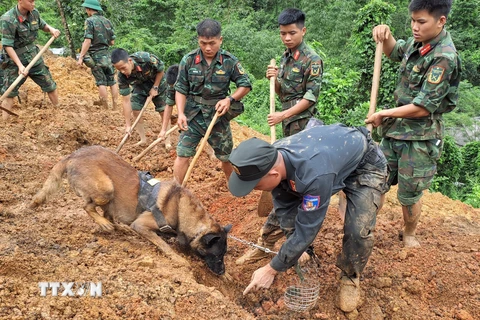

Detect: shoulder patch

[427,66,445,84]
[302,195,320,211]
[236,62,245,75]
[311,62,321,76]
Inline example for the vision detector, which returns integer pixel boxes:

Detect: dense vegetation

[1,0,479,206]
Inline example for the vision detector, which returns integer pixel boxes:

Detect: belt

[190,95,224,106]
[14,43,37,56]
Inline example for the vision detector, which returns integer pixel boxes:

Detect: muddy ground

[0,55,479,320]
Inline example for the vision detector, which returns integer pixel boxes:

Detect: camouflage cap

[81,0,103,12]
[228,138,278,197]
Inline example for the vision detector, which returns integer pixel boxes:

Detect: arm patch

[427,66,445,84]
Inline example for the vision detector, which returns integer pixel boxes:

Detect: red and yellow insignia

[293,50,300,60]
[236,63,245,75]
[427,66,445,84]
[420,43,432,56]
[311,62,321,76]
[195,55,201,64]
[413,65,420,73]
[216,69,225,75]
[289,180,296,192]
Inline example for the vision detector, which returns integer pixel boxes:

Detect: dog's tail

[30,157,69,209]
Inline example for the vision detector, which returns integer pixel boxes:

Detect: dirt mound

[1,55,479,319]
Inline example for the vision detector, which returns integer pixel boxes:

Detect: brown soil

[1,55,479,320]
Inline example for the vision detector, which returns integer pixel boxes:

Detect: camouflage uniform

[83,12,116,87]
[117,52,166,112]
[379,29,462,205]
[277,40,323,136]
[174,48,252,161]
[0,7,56,97]
[166,83,175,106]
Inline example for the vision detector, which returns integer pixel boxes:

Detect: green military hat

[81,0,103,12]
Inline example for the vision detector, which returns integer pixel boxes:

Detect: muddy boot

[236,227,283,265]
[402,202,422,248]
[336,273,361,313]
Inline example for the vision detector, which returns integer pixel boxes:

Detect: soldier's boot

[402,201,422,248]
[236,227,283,265]
[336,273,361,313]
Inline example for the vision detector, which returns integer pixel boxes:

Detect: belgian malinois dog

[30,145,231,275]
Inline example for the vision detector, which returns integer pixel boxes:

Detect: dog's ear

[223,224,232,233]
[203,233,226,248]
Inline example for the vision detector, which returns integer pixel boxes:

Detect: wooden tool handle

[182,112,220,187]
[116,96,153,153]
[269,58,276,144]
[366,42,383,132]
[0,36,57,116]
[133,125,179,162]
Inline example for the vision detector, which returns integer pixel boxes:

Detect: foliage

[430,135,463,199]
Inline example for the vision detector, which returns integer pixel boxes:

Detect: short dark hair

[111,48,129,64]
[408,0,452,19]
[278,8,306,28]
[196,19,221,38]
[166,64,179,85]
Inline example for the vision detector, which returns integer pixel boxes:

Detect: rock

[137,256,155,268]
[373,277,392,288]
[345,308,359,319]
[455,309,474,320]
[369,303,384,320]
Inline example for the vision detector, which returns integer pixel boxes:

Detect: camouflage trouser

[381,137,442,206]
[176,110,233,162]
[130,82,166,112]
[1,54,56,97]
[90,50,116,87]
[282,117,310,137]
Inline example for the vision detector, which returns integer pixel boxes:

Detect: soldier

[236,8,324,265]
[228,124,388,313]
[173,18,252,184]
[157,64,179,150]
[111,48,166,146]
[365,0,461,248]
[1,0,61,121]
[77,0,118,109]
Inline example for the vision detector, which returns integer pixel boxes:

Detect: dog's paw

[99,221,115,233]
[114,224,136,235]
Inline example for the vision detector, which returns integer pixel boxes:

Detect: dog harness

[136,171,175,234]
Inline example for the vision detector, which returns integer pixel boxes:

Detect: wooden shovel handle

[182,112,220,187]
[269,58,276,144]
[0,36,57,116]
[116,96,153,153]
[133,125,179,162]
[366,42,383,132]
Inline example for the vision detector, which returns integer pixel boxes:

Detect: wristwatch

[153,86,159,90]
[228,95,236,104]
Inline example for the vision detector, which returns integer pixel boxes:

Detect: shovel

[133,124,179,162]
[0,36,56,117]
[257,58,277,217]
[182,111,220,187]
[116,96,153,153]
